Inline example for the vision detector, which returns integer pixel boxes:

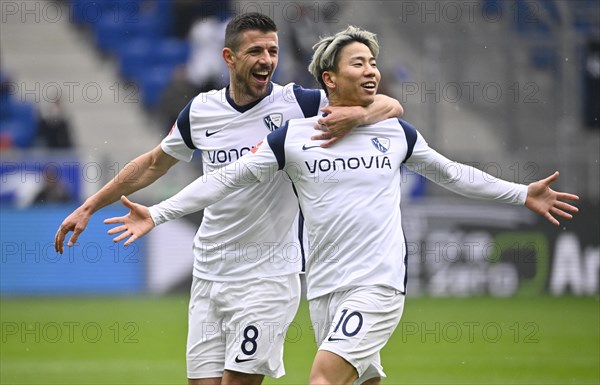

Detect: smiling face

[323,41,380,107]
[223,30,279,105]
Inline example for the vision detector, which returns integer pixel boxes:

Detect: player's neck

[228,83,268,107]
[327,96,371,108]
[228,90,257,106]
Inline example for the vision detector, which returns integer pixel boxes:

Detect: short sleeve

[160,98,196,162]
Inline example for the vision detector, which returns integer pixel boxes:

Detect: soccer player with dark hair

[104,26,578,385]
[54,14,403,385]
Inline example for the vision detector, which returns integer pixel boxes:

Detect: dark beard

[231,74,264,104]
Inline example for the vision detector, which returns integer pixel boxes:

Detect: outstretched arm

[405,131,579,226]
[104,164,258,245]
[312,94,403,147]
[104,139,280,245]
[525,171,579,226]
[54,145,178,253]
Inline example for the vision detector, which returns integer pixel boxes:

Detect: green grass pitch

[1,296,598,384]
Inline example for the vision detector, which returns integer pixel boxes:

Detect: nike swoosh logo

[234,355,255,363]
[302,144,321,150]
[206,129,223,137]
[327,336,345,342]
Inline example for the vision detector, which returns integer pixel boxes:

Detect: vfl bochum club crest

[371,137,390,153]
[263,113,283,131]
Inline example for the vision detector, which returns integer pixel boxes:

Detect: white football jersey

[248,117,416,299]
[151,117,527,299]
[160,83,327,281]
[245,117,527,299]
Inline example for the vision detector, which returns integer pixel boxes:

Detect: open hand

[104,195,155,246]
[525,171,579,226]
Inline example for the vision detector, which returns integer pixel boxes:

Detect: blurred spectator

[33,166,72,204]
[186,16,229,91]
[1,72,13,148]
[171,0,231,38]
[0,71,12,101]
[286,3,337,87]
[1,72,38,149]
[37,98,73,148]
[156,64,199,126]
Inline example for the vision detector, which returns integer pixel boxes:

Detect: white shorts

[309,286,405,384]
[187,274,301,379]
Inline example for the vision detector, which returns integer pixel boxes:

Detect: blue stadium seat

[153,0,175,36]
[71,0,101,25]
[0,98,13,121]
[0,101,37,148]
[94,15,128,53]
[123,14,164,41]
[95,9,163,54]
[514,0,552,37]
[72,0,142,26]
[154,39,190,68]
[118,37,187,82]
[530,45,558,70]
[138,66,174,109]
[118,38,157,81]
[572,0,600,33]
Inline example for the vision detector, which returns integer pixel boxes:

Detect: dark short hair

[224,13,278,51]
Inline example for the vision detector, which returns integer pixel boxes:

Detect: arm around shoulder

[313,94,404,147]
[368,94,403,122]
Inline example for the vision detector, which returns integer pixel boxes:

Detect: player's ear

[322,71,336,90]
[223,48,235,68]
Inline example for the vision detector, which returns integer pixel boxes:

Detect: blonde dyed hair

[308,26,379,94]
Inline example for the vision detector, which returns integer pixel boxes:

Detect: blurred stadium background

[1,0,598,384]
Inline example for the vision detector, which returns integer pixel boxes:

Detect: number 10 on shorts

[327,309,364,342]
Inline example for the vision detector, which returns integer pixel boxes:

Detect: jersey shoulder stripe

[399,118,418,163]
[177,97,196,150]
[266,121,290,170]
[293,84,322,118]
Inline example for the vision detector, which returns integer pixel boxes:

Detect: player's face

[329,42,380,107]
[229,30,279,103]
